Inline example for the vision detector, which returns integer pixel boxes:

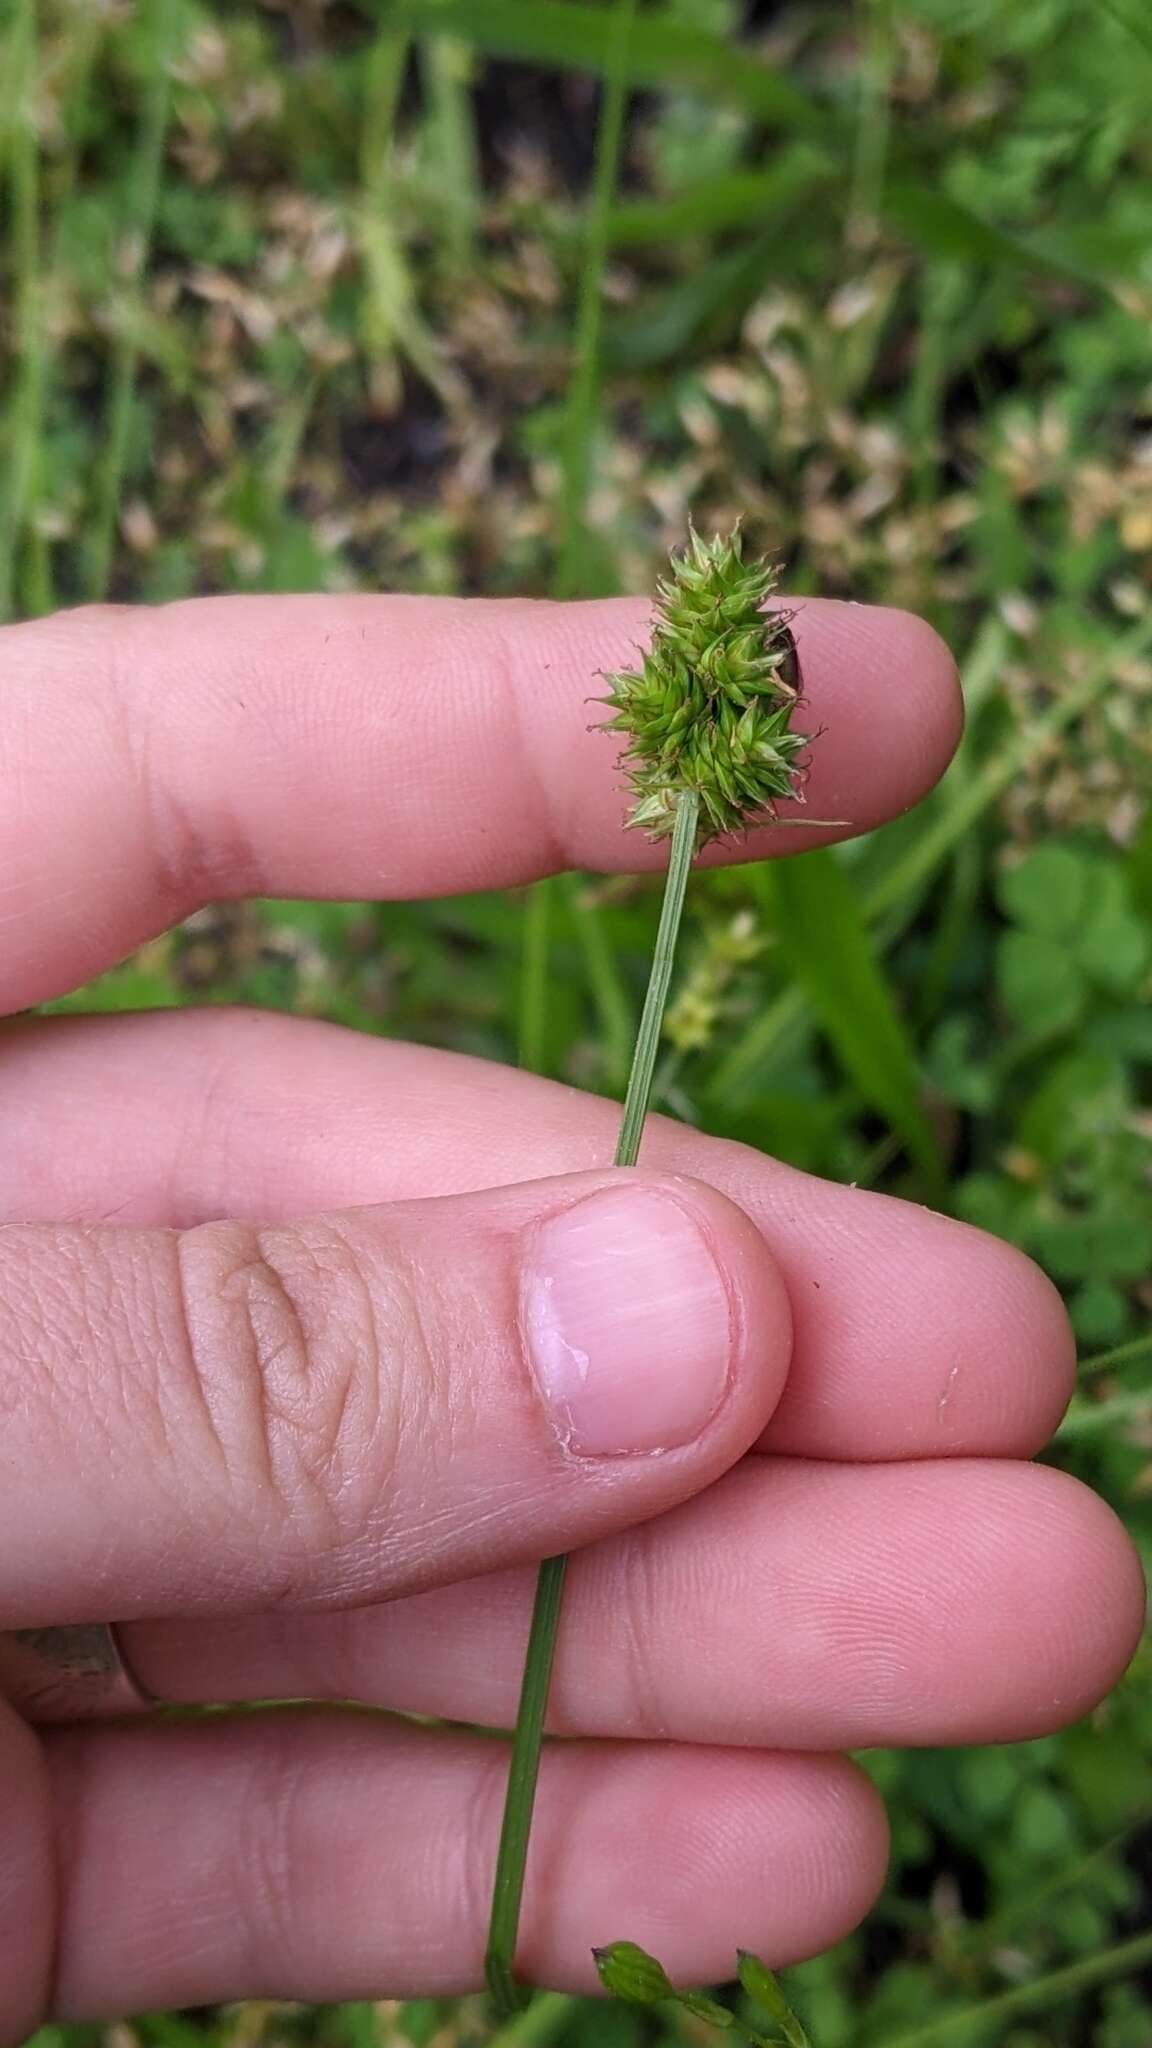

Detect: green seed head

[600,525,809,849]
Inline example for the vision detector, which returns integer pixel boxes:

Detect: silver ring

[0,1624,155,1723]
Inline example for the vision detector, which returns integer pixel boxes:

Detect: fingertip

[1016,1464,1146,1731]
[915,1218,1077,1457]
[785,598,963,838]
[987,1234,1079,1447]
[892,1459,1147,1744]
[850,600,964,781]
[524,1744,890,1994]
[758,1752,891,1964]
[751,1175,1081,1463]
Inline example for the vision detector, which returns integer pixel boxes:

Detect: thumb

[0,1169,790,1621]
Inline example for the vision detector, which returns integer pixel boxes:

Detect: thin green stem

[484,1553,570,2016]
[962,1806,1152,1957]
[1058,1383,1152,1440]
[1078,1330,1152,1378]
[614,792,700,1166]
[486,790,700,2017]
[85,0,177,602]
[884,1926,1152,2047]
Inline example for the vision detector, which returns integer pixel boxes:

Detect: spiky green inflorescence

[601,526,808,849]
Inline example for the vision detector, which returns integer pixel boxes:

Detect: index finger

[0,592,960,1010]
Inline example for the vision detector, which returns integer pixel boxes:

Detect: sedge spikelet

[600,525,808,848]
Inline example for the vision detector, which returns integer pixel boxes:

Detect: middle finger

[125,1454,1143,1749]
[0,1007,1075,1463]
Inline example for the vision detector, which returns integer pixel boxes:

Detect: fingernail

[523,1185,734,1456]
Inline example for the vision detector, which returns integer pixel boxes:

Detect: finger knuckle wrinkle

[173,1218,398,1551]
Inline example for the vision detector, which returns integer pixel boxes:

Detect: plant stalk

[485,787,701,2016]
[85,0,177,603]
[0,0,41,625]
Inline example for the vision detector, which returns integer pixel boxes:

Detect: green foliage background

[2,0,1152,2042]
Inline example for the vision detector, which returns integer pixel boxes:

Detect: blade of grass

[85,0,178,601]
[881,181,1096,289]
[607,147,831,248]
[387,0,817,127]
[419,32,480,269]
[847,0,894,241]
[906,263,969,511]
[0,0,42,624]
[1078,1331,1152,1378]
[603,220,793,373]
[518,0,637,1105]
[882,179,1140,300]
[767,848,945,1196]
[1099,0,1152,64]
[910,594,994,1024]
[19,4,116,616]
[518,877,554,1074]
[884,1926,1152,2047]
[359,29,467,410]
[553,0,636,598]
[565,875,633,1095]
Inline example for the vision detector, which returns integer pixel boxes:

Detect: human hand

[0,593,1141,2034]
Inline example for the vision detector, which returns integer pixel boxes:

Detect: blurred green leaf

[1070,1279,1131,1346]
[1077,872,1151,990]
[997,844,1089,938]
[737,1951,811,2046]
[883,180,1136,295]
[769,849,945,1195]
[996,929,1084,1035]
[604,227,791,368]
[1016,1049,1127,1160]
[383,0,817,124]
[607,147,832,246]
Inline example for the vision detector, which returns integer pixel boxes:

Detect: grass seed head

[600,525,809,849]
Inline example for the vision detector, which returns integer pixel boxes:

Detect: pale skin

[0,592,1143,2037]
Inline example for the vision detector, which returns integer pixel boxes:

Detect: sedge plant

[485,526,816,2036]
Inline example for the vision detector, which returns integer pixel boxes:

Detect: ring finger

[125,1453,1143,1751]
[0,1007,1076,1463]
